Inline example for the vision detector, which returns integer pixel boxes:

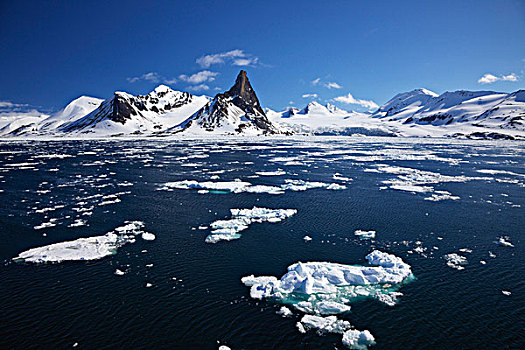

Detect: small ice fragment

[444,253,468,270]
[489,251,496,258]
[327,183,347,190]
[277,306,293,317]
[145,263,153,268]
[354,230,376,239]
[218,346,231,350]
[342,329,376,349]
[114,269,125,276]
[142,232,156,241]
[502,290,511,296]
[494,237,514,247]
[299,314,351,334]
[296,322,306,334]
[480,260,486,265]
[145,283,153,288]
[303,235,312,242]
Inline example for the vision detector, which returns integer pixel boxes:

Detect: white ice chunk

[299,314,351,334]
[444,253,468,270]
[354,230,376,239]
[277,306,293,317]
[342,329,376,349]
[494,237,514,247]
[142,232,156,241]
[205,207,297,243]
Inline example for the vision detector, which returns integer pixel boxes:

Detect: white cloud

[478,73,519,84]
[187,84,210,91]
[233,57,259,66]
[0,101,16,108]
[325,82,342,89]
[311,78,341,89]
[0,100,30,109]
[302,93,318,98]
[502,73,518,82]
[196,49,259,68]
[333,92,379,110]
[179,70,219,84]
[127,72,163,83]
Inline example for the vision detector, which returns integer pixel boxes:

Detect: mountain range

[1,71,523,139]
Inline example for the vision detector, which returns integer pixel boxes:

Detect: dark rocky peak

[222,70,265,116]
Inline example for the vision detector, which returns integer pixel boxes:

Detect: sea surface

[1,137,523,349]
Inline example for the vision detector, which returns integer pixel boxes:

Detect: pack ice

[13,221,153,263]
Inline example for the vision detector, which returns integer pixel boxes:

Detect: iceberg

[14,221,151,263]
[242,250,412,306]
[205,207,297,243]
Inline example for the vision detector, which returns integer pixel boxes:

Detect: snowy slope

[0,96,102,136]
[370,89,525,139]
[267,102,396,136]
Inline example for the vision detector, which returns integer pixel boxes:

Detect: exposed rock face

[180,70,284,134]
[224,70,265,116]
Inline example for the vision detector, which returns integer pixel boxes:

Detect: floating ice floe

[444,253,468,270]
[327,183,347,190]
[424,191,460,202]
[68,219,87,228]
[342,329,376,350]
[297,314,375,349]
[34,218,58,230]
[205,207,297,243]
[354,230,376,239]
[159,179,345,195]
[277,306,293,317]
[371,164,490,200]
[494,237,514,247]
[242,250,412,308]
[14,221,152,263]
[255,170,286,176]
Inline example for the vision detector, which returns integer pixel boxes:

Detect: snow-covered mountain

[173,70,284,135]
[59,86,209,136]
[371,89,525,139]
[0,72,523,139]
[1,86,209,137]
[267,101,396,136]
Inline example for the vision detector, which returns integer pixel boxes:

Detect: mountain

[59,86,209,135]
[267,101,396,136]
[174,70,284,135]
[370,89,525,139]
[0,74,523,139]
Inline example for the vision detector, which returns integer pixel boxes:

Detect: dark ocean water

[0,137,523,350]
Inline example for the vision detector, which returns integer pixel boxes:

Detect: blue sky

[0,0,523,113]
